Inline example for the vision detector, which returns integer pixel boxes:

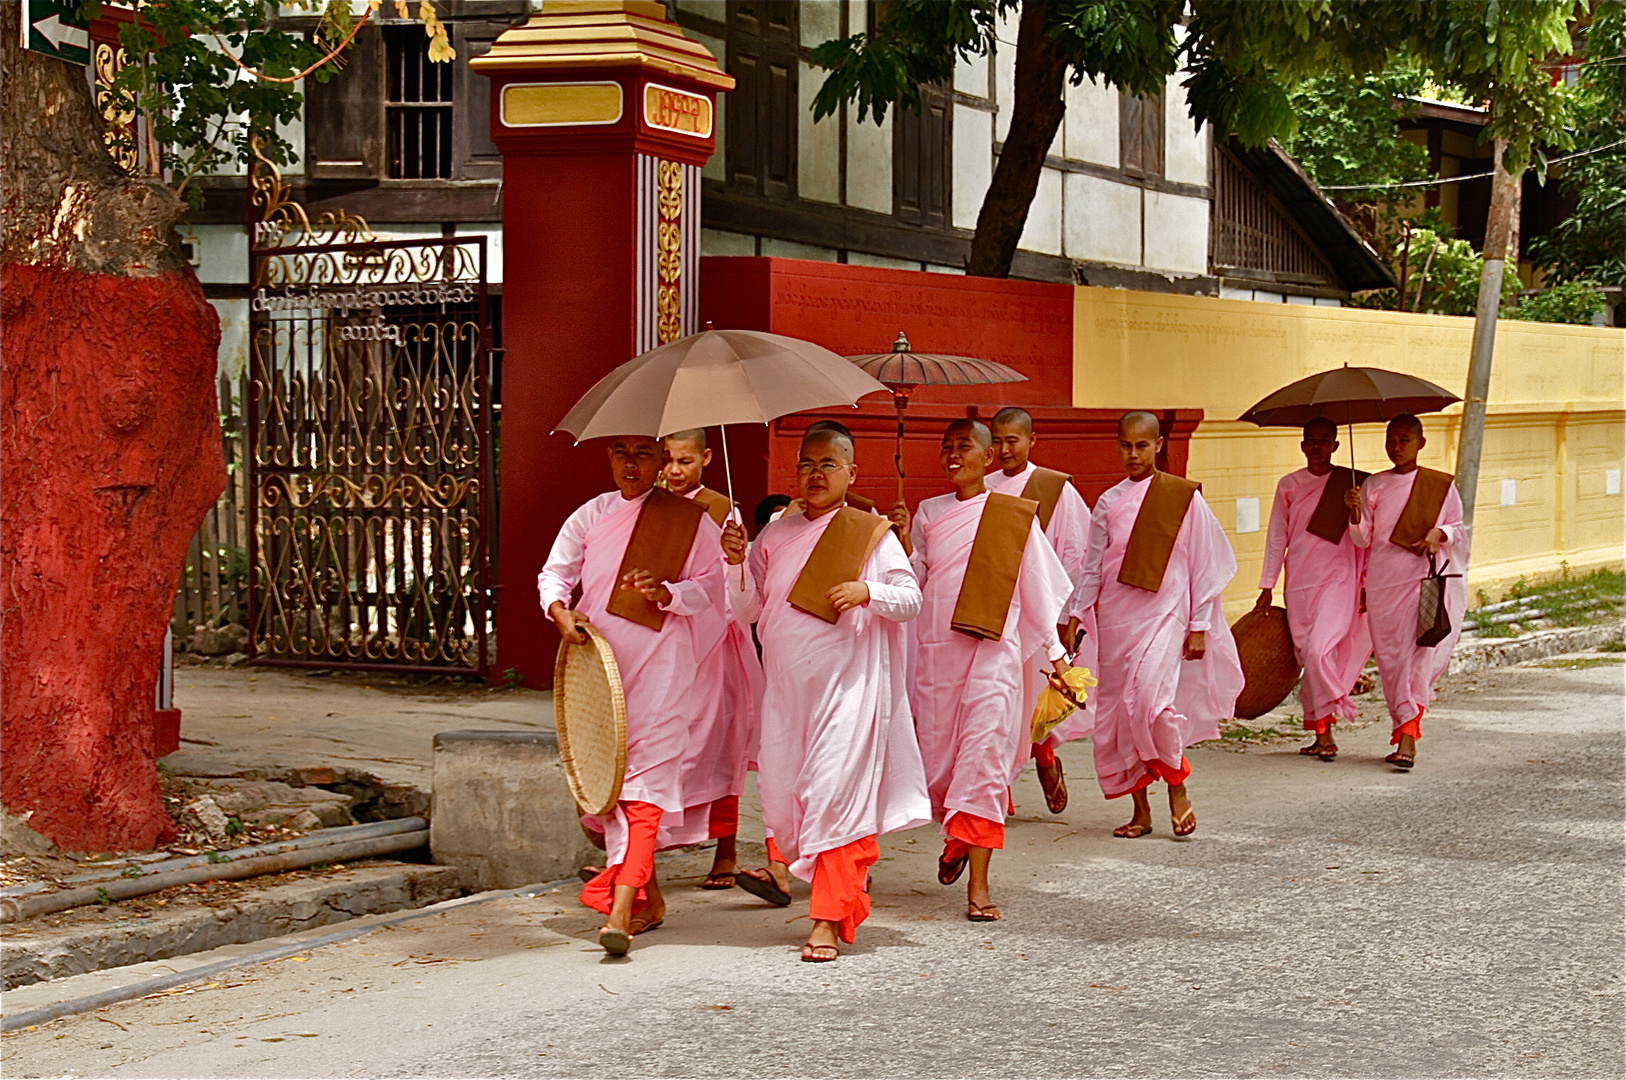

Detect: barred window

[386,26,453,180]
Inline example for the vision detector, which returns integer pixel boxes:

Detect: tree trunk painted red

[1,266,226,851]
[2,3,226,851]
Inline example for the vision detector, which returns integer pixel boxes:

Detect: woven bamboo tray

[553,624,627,817]
[1230,605,1301,720]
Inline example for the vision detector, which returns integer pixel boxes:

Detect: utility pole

[1455,138,1521,532]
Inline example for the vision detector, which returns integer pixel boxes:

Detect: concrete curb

[1449,619,1625,675]
[0,863,459,991]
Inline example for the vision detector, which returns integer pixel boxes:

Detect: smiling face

[661,435,711,495]
[607,436,662,498]
[797,432,854,514]
[990,420,1034,476]
[1117,415,1163,481]
[940,421,993,495]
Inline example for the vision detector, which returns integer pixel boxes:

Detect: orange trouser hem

[1391,710,1424,746]
[943,811,1005,861]
[765,836,787,866]
[579,801,662,916]
[708,796,739,838]
[1119,755,1193,797]
[1032,740,1059,768]
[807,836,880,945]
[1304,715,1337,735]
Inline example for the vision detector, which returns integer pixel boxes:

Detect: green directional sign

[21,0,91,66]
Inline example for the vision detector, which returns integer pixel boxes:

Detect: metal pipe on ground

[0,818,429,900]
[0,830,429,924]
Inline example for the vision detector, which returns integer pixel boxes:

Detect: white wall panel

[845,109,893,213]
[1019,166,1064,256]
[1163,80,1209,187]
[1063,76,1117,166]
[1142,189,1209,275]
[799,60,842,203]
[1063,172,1140,266]
[952,104,994,231]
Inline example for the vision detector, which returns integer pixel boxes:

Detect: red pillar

[473,2,731,686]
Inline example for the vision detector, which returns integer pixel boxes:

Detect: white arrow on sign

[34,14,90,52]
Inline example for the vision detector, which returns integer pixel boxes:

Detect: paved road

[6,659,1623,1078]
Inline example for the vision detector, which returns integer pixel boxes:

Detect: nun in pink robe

[984,463,1099,769]
[1259,468,1373,731]
[657,497,764,850]
[536,489,723,910]
[1074,477,1244,799]
[908,491,1073,847]
[1350,470,1468,743]
[728,510,931,941]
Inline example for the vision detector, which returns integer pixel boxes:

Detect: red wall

[698,257,1200,521]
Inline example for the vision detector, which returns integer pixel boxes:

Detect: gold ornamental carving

[655,159,683,345]
[94,43,139,172]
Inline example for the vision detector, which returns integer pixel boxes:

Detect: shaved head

[800,427,854,463]
[665,428,706,450]
[1386,413,1424,439]
[1118,410,1161,441]
[1303,417,1338,440]
[943,418,992,450]
[991,407,1033,435]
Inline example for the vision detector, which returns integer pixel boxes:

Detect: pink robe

[985,462,1099,752]
[536,489,723,869]
[1350,469,1469,732]
[657,495,765,848]
[909,492,1073,829]
[1259,468,1373,725]
[729,510,931,882]
[1074,477,1244,798]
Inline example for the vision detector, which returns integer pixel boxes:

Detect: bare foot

[1115,788,1154,838]
[801,919,840,962]
[1169,783,1196,837]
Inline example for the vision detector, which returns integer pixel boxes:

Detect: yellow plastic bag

[1030,666,1097,744]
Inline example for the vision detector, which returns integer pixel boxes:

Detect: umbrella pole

[719,426,744,588]
[894,394,907,508]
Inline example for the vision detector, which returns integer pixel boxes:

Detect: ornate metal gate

[246,160,494,674]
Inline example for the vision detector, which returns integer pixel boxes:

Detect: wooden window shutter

[305,23,384,180]
[1120,90,1164,180]
[725,1,797,199]
[894,83,951,228]
[453,24,504,181]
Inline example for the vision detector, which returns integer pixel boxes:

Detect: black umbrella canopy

[1237,365,1461,428]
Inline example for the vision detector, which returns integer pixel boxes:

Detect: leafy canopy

[812,1,1579,172]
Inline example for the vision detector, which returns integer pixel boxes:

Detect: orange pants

[1391,709,1423,746]
[579,801,662,916]
[763,836,880,944]
[708,796,739,839]
[942,811,1004,862]
[1117,755,1192,797]
[1032,740,1059,768]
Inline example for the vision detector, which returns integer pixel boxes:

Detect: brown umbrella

[846,332,1029,501]
[555,327,888,517]
[1237,364,1461,471]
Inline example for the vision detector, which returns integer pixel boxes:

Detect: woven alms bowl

[553,624,627,817]
[1230,605,1301,720]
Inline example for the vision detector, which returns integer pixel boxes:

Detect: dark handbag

[1416,552,1460,647]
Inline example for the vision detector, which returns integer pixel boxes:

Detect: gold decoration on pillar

[655,159,683,344]
[94,43,139,172]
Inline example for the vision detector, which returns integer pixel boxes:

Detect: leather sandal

[1385,751,1415,770]
[599,926,631,956]
[735,867,792,907]
[966,902,1002,922]
[800,942,839,962]
[1317,742,1339,761]
[1172,808,1198,837]
[1112,822,1153,839]
[937,850,969,885]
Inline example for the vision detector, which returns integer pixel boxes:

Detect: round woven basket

[553,624,628,817]
[1229,605,1301,720]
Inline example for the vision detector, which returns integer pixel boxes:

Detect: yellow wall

[1072,288,1626,615]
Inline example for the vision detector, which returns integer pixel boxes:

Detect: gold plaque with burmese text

[501,81,624,128]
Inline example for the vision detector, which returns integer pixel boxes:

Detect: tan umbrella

[1237,364,1461,472]
[845,332,1029,502]
[555,327,889,508]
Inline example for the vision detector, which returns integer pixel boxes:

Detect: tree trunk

[1,6,227,851]
[1455,139,1520,532]
[966,0,1067,279]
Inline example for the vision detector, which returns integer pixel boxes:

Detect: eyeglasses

[795,462,847,475]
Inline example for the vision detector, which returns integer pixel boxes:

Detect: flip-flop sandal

[700,872,737,890]
[800,943,839,963]
[1112,823,1153,839]
[578,865,605,884]
[1317,743,1339,761]
[629,915,664,935]
[1387,752,1415,770]
[1299,741,1324,755]
[937,850,969,886]
[1038,759,1069,814]
[735,867,792,907]
[966,902,1002,922]
[599,927,631,956]
[1172,809,1197,837]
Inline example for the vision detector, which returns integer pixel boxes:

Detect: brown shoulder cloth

[606,488,706,631]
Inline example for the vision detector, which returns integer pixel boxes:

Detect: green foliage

[1529,1,1626,290]
[120,866,143,878]
[1466,568,1625,636]
[95,887,112,905]
[1351,227,1521,316]
[224,815,244,836]
[813,1,1578,169]
[1283,65,1432,200]
[1506,280,1610,324]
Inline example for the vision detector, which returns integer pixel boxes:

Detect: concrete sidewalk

[161,664,555,792]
